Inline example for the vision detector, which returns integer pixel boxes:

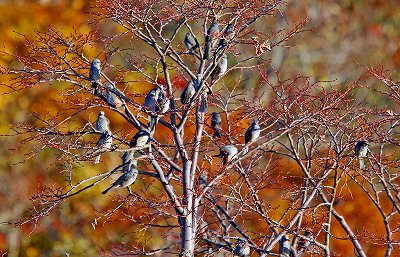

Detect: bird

[105,82,123,108]
[213,145,238,164]
[199,92,208,113]
[130,128,150,150]
[211,112,222,137]
[184,32,199,53]
[233,239,250,257]
[245,119,261,143]
[147,85,170,131]
[181,80,196,105]
[143,87,160,129]
[279,235,291,257]
[143,87,159,112]
[210,54,228,83]
[199,172,208,189]
[204,21,220,60]
[95,111,110,133]
[89,58,101,95]
[355,140,369,169]
[298,229,314,253]
[217,23,234,51]
[122,150,136,173]
[94,131,113,164]
[102,163,138,194]
[156,85,169,114]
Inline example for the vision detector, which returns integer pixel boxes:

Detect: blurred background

[0,0,399,256]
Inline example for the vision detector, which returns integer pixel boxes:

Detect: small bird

[130,128,150,149]
[245,119,261,144]
[279,235,291,257]
[199,92,208,113]
[233,239,250,257]
[199,172,208,189]
[122,150,136,173]
[146,85,170,131]
[144,87,159,112]
[144,87,160,129]
[210,54,228,83]
[184,32,199,53]
[156,85,169,114]
[105,82,123,108]
[211,112,222,137]
[181,80,196,105]
[355,140,369,169]
[217,24,234,51]
[95,111,110,133]
[89,58,101,95]
[298,229,314,253]
[95,131,113,164]
[213,145,238,164]
[102,164,138,194]
[204,21,220,60]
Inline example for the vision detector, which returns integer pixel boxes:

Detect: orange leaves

[171,75,187,90]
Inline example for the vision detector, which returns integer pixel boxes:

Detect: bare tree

[2,0,400,256]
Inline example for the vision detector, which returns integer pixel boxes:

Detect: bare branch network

[2,0,400,256]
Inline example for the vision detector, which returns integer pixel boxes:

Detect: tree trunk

[181,160,194,256]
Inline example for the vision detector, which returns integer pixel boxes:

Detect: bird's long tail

[102,185,115,195]
[94,153,101,164]
[359,158,365,169]
[92,82,101,96]
[147,115,158,132]
[204,36,211,60]
[213,130,221,138]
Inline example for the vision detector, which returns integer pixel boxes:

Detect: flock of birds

[84,20,370,256]
[87,20,262,197]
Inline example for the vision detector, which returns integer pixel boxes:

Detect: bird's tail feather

[94,154,101,164]
[204,37,211,60]
[147,115,158,132]
[359,158,365,169]
[102,185,113,195]
[213,130,221,138]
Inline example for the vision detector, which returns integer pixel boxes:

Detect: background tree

[1,0,400,256]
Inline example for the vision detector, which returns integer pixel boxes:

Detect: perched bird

[184,32,199,53]
[355,140,369,169]
[204,21,220,60]
[102,164,138,194]
[144,87,159,129]
[122,150,136,173]
[210,54,228,83]
[147,85,170,131]
[181,80,196,105]
[156,85,169,114]
[95,131,113,164]
[213,145,238,164]
[217,24,234,51]
[245,119,261,144]
[298,229,314,253]
[211,112,222,137]
[89,58,101,95]
[233,239,250,257]
[143,87,159,112]
[199,172,208,189]
[105,82,123,108]
[199,92,208,113]
[279,235,291,257]
[130,128,150,149]
[95,111,110,133]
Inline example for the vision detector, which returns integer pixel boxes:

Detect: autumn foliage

[1,0,400,257]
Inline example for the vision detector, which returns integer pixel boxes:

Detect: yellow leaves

[25,246,39,257]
